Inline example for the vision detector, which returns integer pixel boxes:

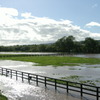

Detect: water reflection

[0,60,100,80]
[0,60,100,100]
[0,60,82,100]
[73,54,100,58]
[0,75,81,100]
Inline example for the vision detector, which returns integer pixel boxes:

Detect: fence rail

[0,67,100,100]
[0,54,68,57]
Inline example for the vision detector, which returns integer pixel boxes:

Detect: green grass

[0,55,100,66]
[0,94,8,100]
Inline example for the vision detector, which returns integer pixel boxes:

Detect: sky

[0,0,100,46]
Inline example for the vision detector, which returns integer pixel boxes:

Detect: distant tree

[55,36,66,52]
[55,35,75,53]
[0,36,100,53]
[65,35,75,53]
[84,37,98,53]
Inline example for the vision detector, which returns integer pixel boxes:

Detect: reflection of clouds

[0,7,100,46]
[0,60,33,68]
[0,76,43,100]
[0,75,71,100]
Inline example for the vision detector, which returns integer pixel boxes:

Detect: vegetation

[0,36,100,53]
[61,75,96,86]
[0,94,8,100]
[0,56,100,66]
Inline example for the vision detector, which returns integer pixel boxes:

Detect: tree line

[0,36,100,53]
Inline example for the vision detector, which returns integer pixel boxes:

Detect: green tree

[55,35,75,53]
[84,37,98,53]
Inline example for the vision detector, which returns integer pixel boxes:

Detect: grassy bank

[0,55,100,66]
[0,94,8,100]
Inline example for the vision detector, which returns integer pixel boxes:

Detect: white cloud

[0,7,18,16]
[0,7,18,26]
[21,12,33,19]
[86,22,100,27]
[0,7,100,46]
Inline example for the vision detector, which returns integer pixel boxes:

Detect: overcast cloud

[0,7,100,46]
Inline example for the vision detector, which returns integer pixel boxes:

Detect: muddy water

[0,60,100,100]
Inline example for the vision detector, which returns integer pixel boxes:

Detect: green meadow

[0,55,100,66]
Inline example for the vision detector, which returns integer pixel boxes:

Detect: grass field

[0,55,100,66]
[0,94,8,100]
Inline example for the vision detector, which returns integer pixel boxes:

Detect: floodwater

[1,75,80,100]
[0,60,83,100]
[0,53,100,100]
[0,52,57,55]
[0,61,100,100]
[73,54,100,58]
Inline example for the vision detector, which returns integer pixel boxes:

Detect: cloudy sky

[0,0,100,46]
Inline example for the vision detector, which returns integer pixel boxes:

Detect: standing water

[0,53,100,100]
[0,60,83,100]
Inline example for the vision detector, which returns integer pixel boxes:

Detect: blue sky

[1,0,99,25]
[0,0,100,45]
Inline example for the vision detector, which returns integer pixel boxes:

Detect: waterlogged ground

[0,60,100,85]
[0,60,100,100]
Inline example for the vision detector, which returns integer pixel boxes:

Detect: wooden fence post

[28,73,32,84]
[96,87,99,100]
[66,82,69,93]
[55,79,57,90]
[16,71,18,80]
[22,72,23,82]
[36,75,38,86]
[6,69,9,77]
[81,84,83,97]
[45,77,47,87]
[11,70,12,78]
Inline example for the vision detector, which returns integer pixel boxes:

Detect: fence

[0,53,67,57]
[0,67,100,100]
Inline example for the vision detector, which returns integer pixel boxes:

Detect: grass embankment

[0,94,8,100]
[0,55,100,66]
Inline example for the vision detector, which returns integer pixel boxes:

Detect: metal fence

[0,67,100,100]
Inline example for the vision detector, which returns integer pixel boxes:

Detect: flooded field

[0,59,100,100]
[1,60,100,85]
